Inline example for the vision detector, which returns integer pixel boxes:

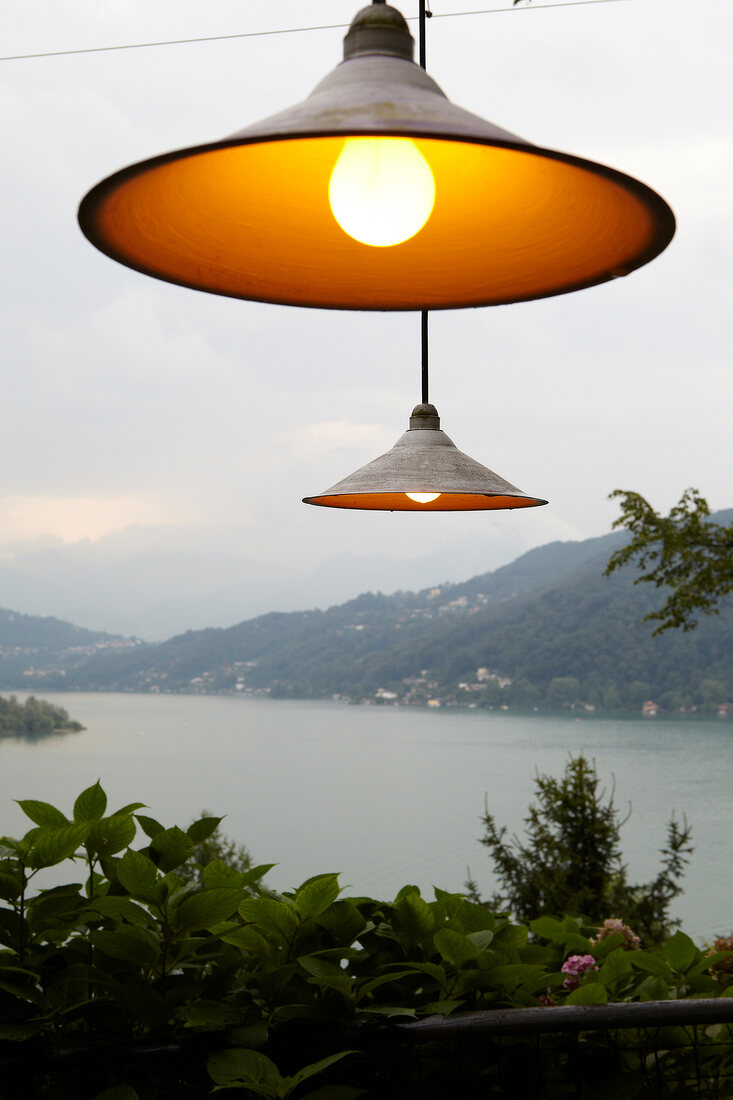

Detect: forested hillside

[10,525,730,712]
[0,608,142,687]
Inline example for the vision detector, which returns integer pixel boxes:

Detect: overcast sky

[1,0,731,638]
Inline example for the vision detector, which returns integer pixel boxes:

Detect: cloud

[0,493,180,545]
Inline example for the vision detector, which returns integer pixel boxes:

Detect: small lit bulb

[406,492,441,504]
[329,138,436,247]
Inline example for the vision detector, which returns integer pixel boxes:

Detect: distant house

[718,702,733,718]
[641,700,659,717]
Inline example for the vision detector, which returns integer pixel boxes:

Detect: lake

[1,692,731,943]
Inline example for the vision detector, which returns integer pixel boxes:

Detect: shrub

[0,783,731,1099]
[475,754,693,943]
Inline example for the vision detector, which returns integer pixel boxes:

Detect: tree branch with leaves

[605,488,733,634]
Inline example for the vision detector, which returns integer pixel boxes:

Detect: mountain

[0,529,534,641]
[0,608,142,688]
[6,523,731,712]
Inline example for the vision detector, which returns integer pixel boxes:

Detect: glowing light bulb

[406,492,441,504]
[329,138,436,247]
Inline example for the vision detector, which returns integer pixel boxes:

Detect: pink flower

[561,954,599,990]
[591,918,641,951]
[706,935,733,977]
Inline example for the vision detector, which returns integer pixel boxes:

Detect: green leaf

[288,1051,358,1090]
[295,874,341,920]
[0,1023,42,1041]
[90,926,160,968]
[26,890,85,932]
[187,816,224,844]
[179,1001,233,1029]
[530,916,565,940]
[484,964,547,993]
[202,859,244,889]
[240,898,299,943]
[491,924,529,952]
[392,892,435,944]
[298,955,353,995]
[467,929,495,953]
[25,822,91,868]
[92,1087,140,1100]
[316,900,367,945]
[421,999,464,1015]
[111,802,146,817]
[630,953,673,980]
[0,972,44,1005]
[85,896,154,927]
[134,814,164,839]
[240,863,276,887]
[269,1004,325,1026]
[663,930,699,973]
[357,969,426,1000]
[88,813,137,858]
[565,982,608,1005]
[0,908,26,949]
[222,925,274,957]
[0,869,23,901]
[598,948,633,985]
[636,975,670,1001]
[208,1048,282,1091]
[172,888,243,932]
[359,1005,417,1018]
[150,826,195,872]
[434,928,480,968]
[450,902,495,934]
[117,849,161,902]
[74,781,107,822]
[16,799,68,827]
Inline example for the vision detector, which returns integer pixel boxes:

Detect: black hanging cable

[419,0,432,403]
[421,311,430,405]
[419,0,432,70]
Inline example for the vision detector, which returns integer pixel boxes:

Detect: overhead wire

[1,0,630,64]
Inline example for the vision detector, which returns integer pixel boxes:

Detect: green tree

[0,694,83,735]
[605,488,733,634]
[547,676,580,709]
[476,755,692,943]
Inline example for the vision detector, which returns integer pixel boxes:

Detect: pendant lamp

[303,402,547,511]
[78,3,675,311]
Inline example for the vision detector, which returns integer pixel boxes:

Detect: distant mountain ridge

[3,519,732,712]
[0,608,141,687]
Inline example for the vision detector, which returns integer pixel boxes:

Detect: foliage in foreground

[475,755,693,944]
[607,487,733,634]
[0,784,731,1099]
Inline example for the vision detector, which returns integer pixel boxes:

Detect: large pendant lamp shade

[78,4,675,311]
[303,404,547,511]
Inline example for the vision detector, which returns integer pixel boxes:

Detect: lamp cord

[419,0,432,69]
[421,311,430,405]
[419,0,432,404]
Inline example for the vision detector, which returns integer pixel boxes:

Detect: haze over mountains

[3,515,732,712]
[0,525,541,641]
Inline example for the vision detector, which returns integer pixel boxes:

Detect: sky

[1,0,731,639]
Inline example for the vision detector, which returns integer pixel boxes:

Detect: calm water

[1,693,731,943]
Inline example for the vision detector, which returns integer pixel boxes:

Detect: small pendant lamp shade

[78,4,675,312]
[302,404,547,510]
